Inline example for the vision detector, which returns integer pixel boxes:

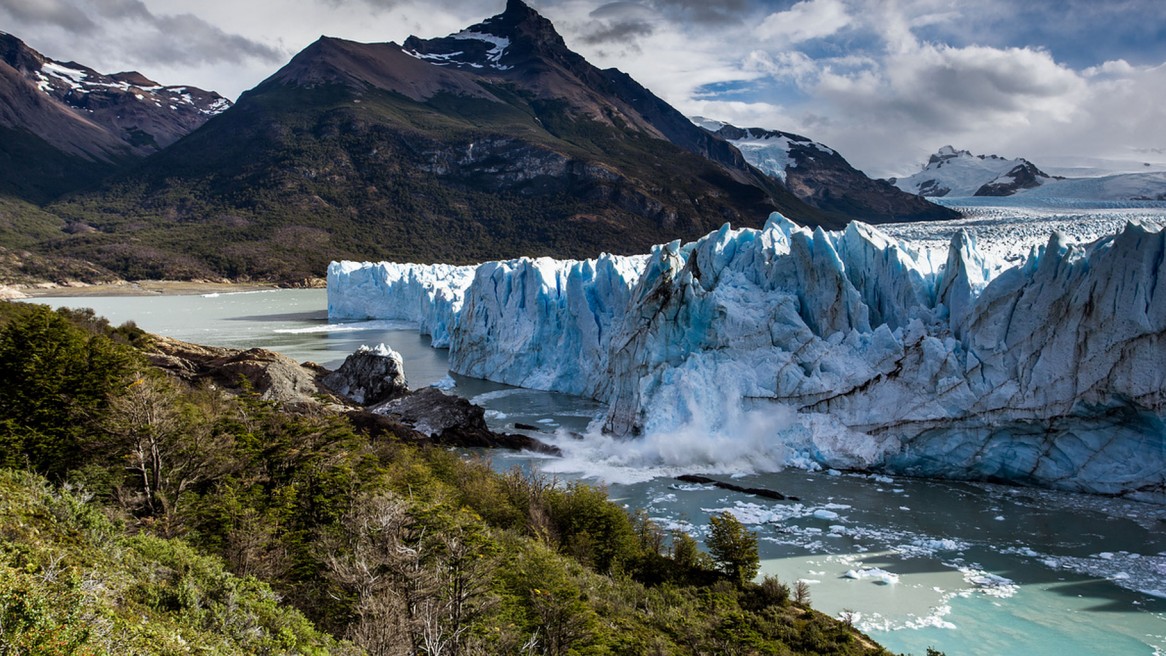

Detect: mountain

[891,146,1054,197]
[692,118,959,222]
[892,146,1166,201]
[0,31,229,202]
[44,0,839,282]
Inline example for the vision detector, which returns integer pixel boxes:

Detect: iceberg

[328,214,1166,498]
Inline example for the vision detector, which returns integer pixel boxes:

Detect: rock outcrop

[321,343,408,405]
[146,336,558,454]
[365,387,559,454]
[144,335,330,407]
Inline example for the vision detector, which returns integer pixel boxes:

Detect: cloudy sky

[3,0,1164,177]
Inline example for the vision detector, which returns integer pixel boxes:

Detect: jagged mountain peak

[896,146,1051,197]
[401,0,576,73]
[0,29,232,201]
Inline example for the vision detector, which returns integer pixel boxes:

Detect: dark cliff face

[703,122,960,223]
[44,1,839,281]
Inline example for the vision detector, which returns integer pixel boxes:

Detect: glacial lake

[26,289,1166,656]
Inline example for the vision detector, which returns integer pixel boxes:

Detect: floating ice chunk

[842,567,900,585]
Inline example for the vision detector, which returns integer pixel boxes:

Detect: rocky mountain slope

[42,0,839,281]
[0,31,229,202]
[693,118,958,222]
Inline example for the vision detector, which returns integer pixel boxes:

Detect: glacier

[328,214,1166,499]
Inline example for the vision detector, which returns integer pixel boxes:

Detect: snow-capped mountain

[693,117,958,222]
[46,0,843,281]
[0,31,230,201]
[892,146,1053,197]
[329,213,1166,499]
[894,146,1166,201]
[0,31,229,158]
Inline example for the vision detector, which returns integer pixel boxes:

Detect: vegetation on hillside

[0,82,837,283]
[0,300,911,655]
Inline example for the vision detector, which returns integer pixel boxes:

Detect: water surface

[26,290,1166,656]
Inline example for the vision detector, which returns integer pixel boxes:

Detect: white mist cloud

[755,0,852,45]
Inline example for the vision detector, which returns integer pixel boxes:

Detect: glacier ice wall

[327,261,476,347]
[328,215,1166,497]
[450,254,646,396]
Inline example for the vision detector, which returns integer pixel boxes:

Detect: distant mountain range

[692,118,958,223]
[892,145,1166,200]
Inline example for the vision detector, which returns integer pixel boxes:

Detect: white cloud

[755,0,851,45]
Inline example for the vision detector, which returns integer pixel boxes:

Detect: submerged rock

[676,475,799,501]
[367,387,560,454]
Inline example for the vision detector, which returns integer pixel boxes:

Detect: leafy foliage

[0,302,139,477]
[0,300,893,655]
[707,511,762,586]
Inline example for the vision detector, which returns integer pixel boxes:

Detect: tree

[0,305,136,477]
[101,374,231,534]
[706,511,759,586]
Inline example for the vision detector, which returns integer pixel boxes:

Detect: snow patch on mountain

[690,115,836,182]
[404,29,514,70]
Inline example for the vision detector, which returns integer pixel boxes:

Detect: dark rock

[365,387,560,454]
[320,343,408,405]
[514,422,541,431]
[974,161,1052,197]
[676,474,799,501]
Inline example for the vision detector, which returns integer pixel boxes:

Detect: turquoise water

[26,290,1166,656]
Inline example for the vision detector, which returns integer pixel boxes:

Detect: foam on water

[273,319,417,334]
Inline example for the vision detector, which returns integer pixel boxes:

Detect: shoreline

[8,279,321,299]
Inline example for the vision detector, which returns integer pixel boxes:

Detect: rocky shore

[144,335,558,454]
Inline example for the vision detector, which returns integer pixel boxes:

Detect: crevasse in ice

[328,214,1166,498]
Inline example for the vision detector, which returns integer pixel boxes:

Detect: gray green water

[26,290,1166,656]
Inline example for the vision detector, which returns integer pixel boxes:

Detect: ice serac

[326,261,475,347]
[449,254,645,396]
[597,216,1166,496]
[327,217,1166,498]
